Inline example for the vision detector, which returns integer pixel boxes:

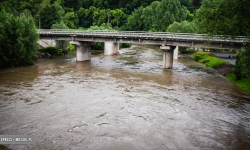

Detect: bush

[191,52,211,57]
[41,46,64,56]
[200,57,213,63]
[194,55,203,61]
[91,42,104,50]
[120,43,131,48]
[226,73,250,92]
[234,47,250,80]
[0,9,39,68]
[191,52,226,68]
[69,44,76,51]
[204,57,226,68]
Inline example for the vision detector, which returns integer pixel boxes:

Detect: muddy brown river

[0,45,250,150]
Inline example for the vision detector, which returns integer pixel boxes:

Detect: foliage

[120,43,131,48]
[191,52,226,68]
[87,23,115,50]
[41,46,68,56]
[126,0,187,31]
[91,42,104,50]
[166,21,198,33]
[234,47,250,80]
[0,0,202,31]
[51,21,69,50]
[64,12,79,29]
[205,57,226,68]
[226,73,250,92]
[191,52,211,57]
[196,0,250,36]
[68,44,76,51]
[88,23,115,31]
[0,9,39,68]
[39,1,65,29]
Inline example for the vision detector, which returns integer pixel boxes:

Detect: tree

[64,12,79,29]
[51,21,69,50]
[166,21,197,33]
[39,1,65,29]
[234,47,250,80]
[0,9,39,68]
[126,0,187,31]
[110,9,126,31]
[126,6,144,31]
[196,0,250,36]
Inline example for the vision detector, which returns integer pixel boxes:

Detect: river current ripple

[0,45,250,150]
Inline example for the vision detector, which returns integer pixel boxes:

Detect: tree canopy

[196,0,250,36]
[0,9,39,68]
[166,21,197,33]
[126,0,187,31]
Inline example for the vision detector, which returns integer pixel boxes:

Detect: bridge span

[38,29,249,69]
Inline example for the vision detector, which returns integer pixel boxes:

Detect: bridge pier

[70,41,94,61]
[174,46,179,60]
[104,42,119,55]
[161,46,175,69]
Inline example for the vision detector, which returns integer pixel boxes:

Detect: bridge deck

[38,29,250,49]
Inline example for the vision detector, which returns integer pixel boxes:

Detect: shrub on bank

[226,73,250,92]
[191,52,226,68]
[91,42,104,50]
[69,44,76,51]
[40,46,69,56]
[120,43,131,48]
[0,9,39,68]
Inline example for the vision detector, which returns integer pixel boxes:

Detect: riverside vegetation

[0,0,249,91]
[191,50,250,92]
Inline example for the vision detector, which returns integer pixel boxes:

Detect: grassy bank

[191,52,227,68]
[226,73,250,92]
[191,52,250,92]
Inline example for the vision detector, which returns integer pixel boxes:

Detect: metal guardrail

[38,29,250,43]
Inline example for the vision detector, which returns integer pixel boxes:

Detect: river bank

[190,51,250,92]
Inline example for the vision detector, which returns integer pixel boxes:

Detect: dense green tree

[39,1,65,29]
[64,12,79,29]
[77,6,97,28]
[196,0,250,36]
[234,47,250,80]
[110,9,126,31]
[0,9,39,68]
[126,7,144,31]
[92,9,109,26]
[88,23,115,31]
[166,21,197,33]
[127,0,187,31]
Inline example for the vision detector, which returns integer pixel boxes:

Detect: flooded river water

[0,45,250,150]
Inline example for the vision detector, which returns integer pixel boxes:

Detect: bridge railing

[38,29,250,43]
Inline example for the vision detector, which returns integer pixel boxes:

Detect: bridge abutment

[70,41,94,61]
[104,42,119,55]
[161,46,175,69]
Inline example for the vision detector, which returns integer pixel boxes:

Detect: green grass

[226,73,250,92]
[191,52,227,68]
[191,52,212,57]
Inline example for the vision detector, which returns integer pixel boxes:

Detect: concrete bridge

[38,29,249,69]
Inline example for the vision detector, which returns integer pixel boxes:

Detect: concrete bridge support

[161,46,176,69]
[104,42,119,55]
[174,46,179,60]
[70,41,94,61]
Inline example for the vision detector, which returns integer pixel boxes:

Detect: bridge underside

[40,35,244,69]
[40,36,244,50]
